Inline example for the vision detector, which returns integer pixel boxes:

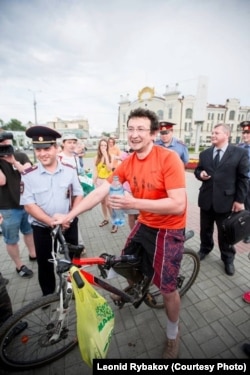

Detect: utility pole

[28,89,40,125]
[28,90,41,162]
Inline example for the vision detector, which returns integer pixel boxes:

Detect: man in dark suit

[194,123,249,276]
[238,121,250,243]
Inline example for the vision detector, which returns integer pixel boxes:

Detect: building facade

[46,117,89,140]
[117,85,250,146]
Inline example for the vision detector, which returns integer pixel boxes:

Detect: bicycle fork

[48,280,73,344]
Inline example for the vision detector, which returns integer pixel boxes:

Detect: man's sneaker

[16,265,33,278]
[29,255,37,261]
[162,331,180,359]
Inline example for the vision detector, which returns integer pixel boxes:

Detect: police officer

[238,121,250,243]
[20,126,83,296]
[155,121,189,164]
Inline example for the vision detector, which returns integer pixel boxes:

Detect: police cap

[159,121,176,134]
[239,121,250,132]
[159,121,176,129]
[26,126,62,149]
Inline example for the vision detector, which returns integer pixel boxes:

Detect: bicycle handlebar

[52,226,195,287]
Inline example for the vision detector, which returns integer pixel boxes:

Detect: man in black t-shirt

[0,133,36,278]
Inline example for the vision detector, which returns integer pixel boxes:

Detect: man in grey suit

[194,123,249,276]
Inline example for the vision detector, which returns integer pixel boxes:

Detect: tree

[2,119,26,132]
[102,132,111,137]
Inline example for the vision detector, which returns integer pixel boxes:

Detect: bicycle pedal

[145,293,157,306]
[177,275,184,288]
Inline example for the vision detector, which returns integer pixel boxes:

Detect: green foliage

[2,119,26,131]
[101,132,110,137]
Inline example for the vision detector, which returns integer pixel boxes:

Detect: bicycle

[0,226,200,371]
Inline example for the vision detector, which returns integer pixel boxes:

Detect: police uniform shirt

[20,160,83,226]
[238,142,250,178]
[155,137,189,164]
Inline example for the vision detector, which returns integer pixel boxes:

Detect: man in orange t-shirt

[53,108,187,359]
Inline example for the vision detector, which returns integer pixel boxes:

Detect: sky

[0,0,249,135]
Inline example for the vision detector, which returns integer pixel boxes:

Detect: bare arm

[71,195,84,209]
[109,188,187,216]
[0,154,31,174]
[24,203,56,228]
[53,180,111,225]
[0,169,7,185]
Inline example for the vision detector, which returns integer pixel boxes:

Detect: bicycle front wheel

[0,293,77,371]
[178,248,200,297]
[144,247,200,309]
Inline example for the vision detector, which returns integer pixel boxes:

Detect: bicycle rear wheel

[144,247,200,309]
[0,293,77,371]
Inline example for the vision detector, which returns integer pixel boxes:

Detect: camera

[0,132,14,156]
[0,132,14,143]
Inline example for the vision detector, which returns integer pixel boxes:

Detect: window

[229,110,235,120]
[185,108,193,119]
[157,110,164,121]
[168,108,173,119]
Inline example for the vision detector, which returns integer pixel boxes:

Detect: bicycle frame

[51,224,151,309]
[0,227,199,371]
[54,226,197,310]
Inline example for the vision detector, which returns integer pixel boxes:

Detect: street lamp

[28,89,41,125]
[28,90,41,162]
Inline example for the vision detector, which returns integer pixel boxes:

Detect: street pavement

[0,160,250,374]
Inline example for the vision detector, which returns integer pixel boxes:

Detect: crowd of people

[0,112,249,358]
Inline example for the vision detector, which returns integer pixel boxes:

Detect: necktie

[214,149,221,168]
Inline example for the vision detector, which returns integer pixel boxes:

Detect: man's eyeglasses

[127,128,151,134]
[242,131,250,134]
[160,130,171,135]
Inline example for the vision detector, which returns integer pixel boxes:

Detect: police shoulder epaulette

[61,162,76,169]
[21,165,38,175]
[176,139,185,145]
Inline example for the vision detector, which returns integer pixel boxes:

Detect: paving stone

[1,167,249,374]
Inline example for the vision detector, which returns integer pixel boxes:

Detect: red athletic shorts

[122,222,185,294]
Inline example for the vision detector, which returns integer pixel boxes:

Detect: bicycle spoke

[0,294,77,371]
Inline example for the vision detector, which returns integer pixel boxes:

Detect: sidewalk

[0,169,250,374]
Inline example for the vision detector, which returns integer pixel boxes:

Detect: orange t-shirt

[108,145,186,229]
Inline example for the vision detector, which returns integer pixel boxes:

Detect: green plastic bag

[70,267,114,368]
[79,174,95,196]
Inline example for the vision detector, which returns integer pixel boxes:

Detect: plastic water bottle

[109,176,125,226]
